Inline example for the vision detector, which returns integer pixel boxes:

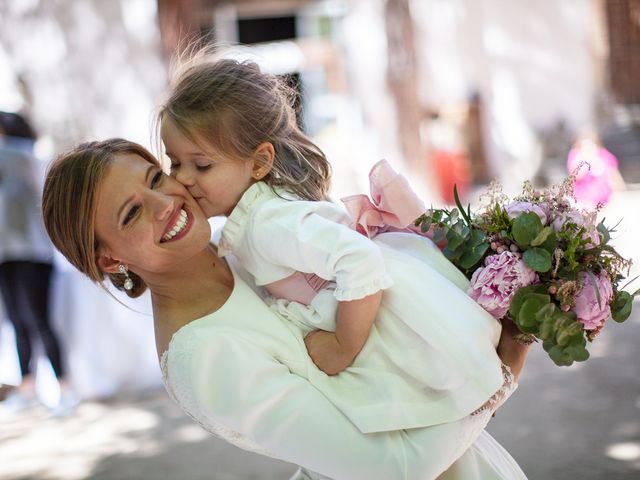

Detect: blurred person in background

[567,135,625,208]
[0,111,77,416]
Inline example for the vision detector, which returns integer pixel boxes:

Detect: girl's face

[161,118,256,218]
[94,152,211,276]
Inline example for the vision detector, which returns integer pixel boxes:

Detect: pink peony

[573,271,613,330]
[505,201,548,225]
[551,209,600,248]
[468,251,539,319]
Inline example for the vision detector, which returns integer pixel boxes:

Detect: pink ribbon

[341,159,429,238]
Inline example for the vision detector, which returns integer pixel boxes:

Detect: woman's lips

[161,207,193,243]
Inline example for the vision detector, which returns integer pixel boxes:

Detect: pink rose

[551,209,600,248]
[505,201,548,225]
[573,271,613,330]
[468,251,539,319]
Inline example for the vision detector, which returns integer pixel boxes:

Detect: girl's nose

[175,169,195,187]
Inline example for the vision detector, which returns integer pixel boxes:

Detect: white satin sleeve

[188,334,491,480]
[246,199,393,301]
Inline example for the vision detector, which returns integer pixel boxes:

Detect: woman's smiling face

[94,152,212,276]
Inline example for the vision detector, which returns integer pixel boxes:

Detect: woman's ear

[251,142,275,180]
[96,248,122,275]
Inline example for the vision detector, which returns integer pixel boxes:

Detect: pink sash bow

[264,160,432,305]
[341,159,428,238]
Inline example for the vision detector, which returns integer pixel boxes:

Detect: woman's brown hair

[157,51,332,201]
[42,138,159,298]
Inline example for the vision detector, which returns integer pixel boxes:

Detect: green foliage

[416,204,491,277]
[507,286,589,366]
[612,291,633,322]
[416,183,637,368]
[523,248,552,272]
[512,212,543,247]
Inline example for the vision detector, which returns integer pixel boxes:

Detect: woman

[42,139,528,479]
[0,111,76,415]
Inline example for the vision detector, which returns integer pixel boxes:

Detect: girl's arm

[304,290,383,375]
[248,199,392,374]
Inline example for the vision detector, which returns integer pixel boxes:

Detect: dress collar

[218,182,281,257]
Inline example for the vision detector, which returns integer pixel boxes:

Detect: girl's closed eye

[196,163,212,172]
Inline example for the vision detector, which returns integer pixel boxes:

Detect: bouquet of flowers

[416,177,637,366]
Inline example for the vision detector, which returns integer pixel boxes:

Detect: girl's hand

[304,330,357,375]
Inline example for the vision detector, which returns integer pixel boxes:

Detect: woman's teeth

[163,209,188,241]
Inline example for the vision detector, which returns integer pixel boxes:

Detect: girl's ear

[252,142,275,180]
[96,248,122,275]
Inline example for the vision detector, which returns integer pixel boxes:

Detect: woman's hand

[497,318,532,381]
[304,330,357,375]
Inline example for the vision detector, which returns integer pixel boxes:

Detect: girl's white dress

[161,257,527,480]
[217,182,506,434]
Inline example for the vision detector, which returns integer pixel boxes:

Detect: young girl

[158,56,516,434]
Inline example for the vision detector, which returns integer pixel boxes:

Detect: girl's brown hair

[157,52,332,201]
[42,138,159,298]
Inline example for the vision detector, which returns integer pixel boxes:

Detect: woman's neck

[146,245,232,320]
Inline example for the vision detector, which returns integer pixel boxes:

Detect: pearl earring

[118,264,134,291]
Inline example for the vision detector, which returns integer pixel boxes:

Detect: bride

[42,138,528,479]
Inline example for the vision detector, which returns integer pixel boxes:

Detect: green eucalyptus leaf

[597,220,610,244]
[539,230,558,253]
[612,291,633,323]
[536,303,556,322]
[509,285,548,318]
[459,244,489,270]
[565,344,590,362]
[446,229,465,252]
[556,321,583,346]
[433,228,447,244]
[542,338,555,352]
[517,294,550,332]
[512,212,543,247]
[548,345,573,366]
[469,229,486,247]
[523,248,552,272]
[539,315,557,340]
[531,226,553,247]
[443,246,462,261]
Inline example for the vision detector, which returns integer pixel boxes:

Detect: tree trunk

[157,0,204,62]
[384,0,424,176]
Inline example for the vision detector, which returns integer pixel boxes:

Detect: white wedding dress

[161,257,527,480]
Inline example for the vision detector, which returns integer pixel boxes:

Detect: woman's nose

[148,190,174,221]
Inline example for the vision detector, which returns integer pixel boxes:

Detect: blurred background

[0,0,638,479]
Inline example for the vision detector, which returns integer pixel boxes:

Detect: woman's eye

[151,171,163,188]
[123,205,140,226]
[196,164,212,172]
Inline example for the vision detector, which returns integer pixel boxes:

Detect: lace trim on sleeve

[471,364,517,416]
